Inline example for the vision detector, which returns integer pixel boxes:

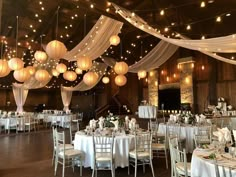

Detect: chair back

[148,121,158,132]
[167,123,180,139]
[214,160,233,177]
[93,133,115,161]
[69,121,79,144]
[194,125,212,147]
[134,131,152,157]
[169,143,188,177]
[55,130,66,157]
[52,127,57,148]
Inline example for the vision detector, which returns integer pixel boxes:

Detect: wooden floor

[0,128,171,177]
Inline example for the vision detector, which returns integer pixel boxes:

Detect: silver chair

[24,115,37,132]
[128,131,155,177]
[69,121,80,145]
[92,133,115,177]
[54,129,84,177]
[169,137,191,177]
[8,118,19,134]
[194,125,212,147]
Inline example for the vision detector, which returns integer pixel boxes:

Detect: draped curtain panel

[63,15,123,61]
[60,87,73,111]
[12,83,29,113]
[113,3,236,65]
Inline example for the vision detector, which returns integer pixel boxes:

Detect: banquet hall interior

[1,0,236,177]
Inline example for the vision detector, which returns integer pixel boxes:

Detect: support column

[178,57,194,111]
[148,70,158,106]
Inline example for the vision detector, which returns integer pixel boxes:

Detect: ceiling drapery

[112,3,236,65]
[63,15,123,61]
[102,40,178,73]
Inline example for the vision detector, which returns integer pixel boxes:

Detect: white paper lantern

[34,50,47,62]
[102,76,110,84]
[0,59,10,77]
[8,57,24,70]
[75,68,83,74]
[77,56,92,71]
[137,70,147,79]
[26,66,36,75]
[109,35,120,46]
[63,71,77,81]
[13,68,31,82]
[51,68,60,77]
[83,71,98,86]
[46,40,67,60]
[35,69,50,82]
[114,61,129,75]
[115,74,127,86]
[56,63,67,73]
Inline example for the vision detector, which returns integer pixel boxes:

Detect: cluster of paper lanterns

[13,68,31,82]
[113,61,128,87]
[109,35,120,46]
[8,58,24,71]
[35,69,50,82]
[45,40,67,60]
[77,56,92,71]
[83,71,98,86]
[137,70,147,79]
[63,71,77,82]
[0,59,11,77]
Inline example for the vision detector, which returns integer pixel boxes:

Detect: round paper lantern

[137,70,147,79]
[35,69,50,82]
[77,56,92,71]
[51,68,60,77]
[83,71,98,86]
[114,61,128,75]
[0,59,10,77]
[26,66,36,75]
[75,68,82,74]
[56,63,67,73]
[115,74,127,86]
[13,68,31,82]
[34,50,47,62]
[102,76,110,84]
[109,35,120,46]
[63,71,77,81]
[46,40,67,60]
[8,57,24,70]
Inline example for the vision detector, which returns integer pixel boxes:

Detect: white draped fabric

[102,41,178,73]
[61,87,73,111]
[12,83,29,113]
[62,62,107,92]
[128,40,178,72]
[113,3,236,65]
[63,15,123,61]
[23,76,51,89]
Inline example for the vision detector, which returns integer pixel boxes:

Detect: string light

[186,25,191,30]
[160,10,165,16]
[216,16,221,22]
[200,1,206,8]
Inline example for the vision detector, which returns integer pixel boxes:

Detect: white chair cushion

[96,154,113,162]
[176,162,191,176]
[129,150,150,159]
[152,143,165,150]
[59,149,83,158]
[55,144,74,151]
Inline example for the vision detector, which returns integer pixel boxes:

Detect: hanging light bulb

[160,10,165,16]
[216,16,221,22]
[186,25,191,30]
[200,1,206,7]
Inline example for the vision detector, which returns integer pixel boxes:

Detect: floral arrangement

[104,111,123,128]
[179,112,195,124]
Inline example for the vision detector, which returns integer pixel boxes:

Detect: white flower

[110,117,115,120]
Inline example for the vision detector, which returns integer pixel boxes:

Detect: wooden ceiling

[0,0,235,88]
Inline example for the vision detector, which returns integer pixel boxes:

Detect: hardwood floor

[0,129,171,177]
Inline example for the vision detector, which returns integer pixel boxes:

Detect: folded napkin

[110,120,119,130]
[213,127,231,143]
[89,119,97,129]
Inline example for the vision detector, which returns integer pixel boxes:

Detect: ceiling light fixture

[200,1,206,8]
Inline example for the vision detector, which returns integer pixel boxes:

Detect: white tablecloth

[158,123,211,153]
[74,132,135,168]
[191,149,236,177]
[46,115,72,127]
[0,117,24,130]
[138,106,157,119]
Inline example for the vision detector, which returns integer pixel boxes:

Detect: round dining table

[74,131,135,168]
[191,148,236,177]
